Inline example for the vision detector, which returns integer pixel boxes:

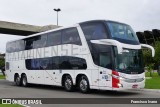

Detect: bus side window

[6,62,9,70]
[81,23,108,41]
[16,40,25,51]
[60,56,71,69]
[62,28,82,45]
[9,42,16,52]
[25,38,34,50]
[69,57,87,69]
[33,35,47,48]
[25,59,31,70]
[52,57,60,69]
[99,53,112,69]
[47,31,61,46]
[6,43,11,53]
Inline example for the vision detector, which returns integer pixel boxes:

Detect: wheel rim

[65,78,72,90]
[80,78,88,91]
[16,77,20,85]
[22,77,27,86]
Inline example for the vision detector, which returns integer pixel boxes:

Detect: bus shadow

[90,89,140,97]
[25,84,65,91]
[19,83,140,97]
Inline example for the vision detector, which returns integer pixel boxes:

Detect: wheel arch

[61,73,72,86]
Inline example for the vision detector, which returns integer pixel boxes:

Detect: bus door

[98,53,112,89]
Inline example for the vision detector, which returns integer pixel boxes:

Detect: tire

[15,75,21,86]
[64,75,74,92]
[78,75,90,93]
[21,75,28,87]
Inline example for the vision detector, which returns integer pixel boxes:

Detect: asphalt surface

[0,79,160,107]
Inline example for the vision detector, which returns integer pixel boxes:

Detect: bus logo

[2,99,11,104]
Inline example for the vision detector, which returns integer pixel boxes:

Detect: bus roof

[7,20,129,43]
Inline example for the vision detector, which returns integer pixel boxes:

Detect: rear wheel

[78,75,90,93]
[15,75,21,86]
[64,75,74,92]
[21,75,28,87]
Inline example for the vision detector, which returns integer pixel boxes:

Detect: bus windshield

[106,21,139,45]
[114,47,144,74]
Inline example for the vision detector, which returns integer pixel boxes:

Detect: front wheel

[78,75,90,93]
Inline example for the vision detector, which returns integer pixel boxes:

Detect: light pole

[54,8,61,26]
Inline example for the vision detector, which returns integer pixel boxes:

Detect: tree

[143,41,160,76]
[0,54,5,76]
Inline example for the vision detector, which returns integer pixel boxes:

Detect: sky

[0,0,160,53]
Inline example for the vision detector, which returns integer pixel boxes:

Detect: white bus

[5,20,155,93]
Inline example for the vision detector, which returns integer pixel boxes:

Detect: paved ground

[0,80,160,107]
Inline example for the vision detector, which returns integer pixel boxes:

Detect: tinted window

[52,57,60,69]
[91,44,112,69]
[62,28,81,45]
[60,56,87,69]
[31,59,40,70]
[7,41,16,52]
[47,31,61,46]
[6,62,9,70]
[33,35,47,48]
[106,22,139,45]
[25,37,35,50]
[26,57,59,70]
[16,40,25,51]
[81,23,108,41]
[26,59,31,70]
[39,58,50,70]
[26,56,87,70]
[6,42,12,53]
[60,56,71,69]
[69,57,87,69]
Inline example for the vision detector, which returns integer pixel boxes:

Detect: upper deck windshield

[114,47,144,74]
[106,21,139,45]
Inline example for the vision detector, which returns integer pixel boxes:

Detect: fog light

[117,83,123,87]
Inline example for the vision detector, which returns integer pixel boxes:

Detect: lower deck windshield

[114,47,144,74]
[90,44,144,74]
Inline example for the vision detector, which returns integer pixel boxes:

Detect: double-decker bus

[5,20,155,93]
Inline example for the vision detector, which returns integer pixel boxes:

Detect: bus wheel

[78,75,90,93]
[15,75,21,86]
[21,75,28,87]
[64,75,74,92]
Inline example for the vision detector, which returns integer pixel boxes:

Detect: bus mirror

[141,44,155,57]
[90,39,123,54]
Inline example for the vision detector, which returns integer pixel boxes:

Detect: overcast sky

[0,0,160,53]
